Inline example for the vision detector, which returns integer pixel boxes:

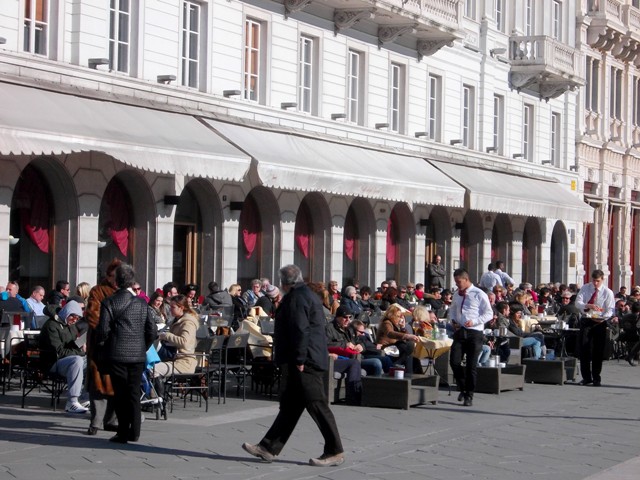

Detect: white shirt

[495,269,515,287]
[575,283,615,318]
[26,296,45,316]
[450,284,493,332]
[479,270,502,290]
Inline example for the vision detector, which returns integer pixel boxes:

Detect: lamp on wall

[229,201,244,211]
[512,153,524,159]
[584,128,597,135]
[569,165,578,171]
[486,146,498,153]
[8,235,19,246]
[0,37,6,45]
[450,139,463,145]
[157,74,176,84]
[375,123,390,129]
[88,58,109,69]
[281,102,297,110]
[609,136,621,142]
[163,195,180,206]
[97,241,107,249]
[414,131,428,138]
[419,219,430,227]
[454,222,465,230]
[490,47,507,58]
[541,160,552,165]
[223,89,242,97]
[331,113,347,120]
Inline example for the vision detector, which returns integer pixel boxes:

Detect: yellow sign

[571,180,577,191]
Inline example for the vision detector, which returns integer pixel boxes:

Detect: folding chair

[19,333,67,410]
[208,335,227,404]
[222,333,250,403]
[166,337,213,413]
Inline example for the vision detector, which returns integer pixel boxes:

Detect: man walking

[242,264,344,467]
[575,269,615,386]
[450,268,492,407]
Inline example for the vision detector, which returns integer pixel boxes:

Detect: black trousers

[260,364,343,457]
[450,328,484,397]
[109,361,145,441]
[579,320,607,383]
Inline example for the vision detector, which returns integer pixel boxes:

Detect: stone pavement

[0,360,639,480]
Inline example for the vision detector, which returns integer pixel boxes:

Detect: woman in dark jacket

[95,264,157,444]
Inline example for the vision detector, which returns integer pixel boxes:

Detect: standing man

[96,264,157,444]
[494,261,515,289]
[242,264,344,467]
[479,263,503,290]
[575,269,615,386]
[427,254,446,288]
[449,268,492,407]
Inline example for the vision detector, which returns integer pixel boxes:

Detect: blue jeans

[477,344,491,366]
[361,357,383,377]
[522,336,542,359]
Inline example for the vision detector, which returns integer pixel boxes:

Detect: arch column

[450,228,461,284]
[281,211,296,269]
[415,224,426,285]
[0,202,10,285]
[375,219,387,285]
[512,231,523,283]
[330,221,344,284]
[221,211,240,289]
[482,228,492,279]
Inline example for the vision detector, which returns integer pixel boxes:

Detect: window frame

[585,56,600,113]
[525,0,534,36]
[23,0,49,56]
[347,48,365,125]
[244,17,263,102]
[298,34,316,114]
[389,62,406,134]
[462,84,475,149]
[427,74,442,142]
[523,103,534,161]
[609,66,623,121]
[493,94,504,154]
[181,0,201,89]
[495,0,505,33]
[464,0,477,20]
[551,112,561,167]
[552,1,562,41]
[109,0,131,74]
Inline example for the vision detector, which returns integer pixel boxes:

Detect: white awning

[204,120,465,207]
[430,161,594,223]
[0,82,250,181]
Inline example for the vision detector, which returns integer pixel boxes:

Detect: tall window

[24,0,48,55]
[551,112,561,166]
[298,35,316,114]
[181,1,200,88]
[523,103,534,161]
[389,63,405,133]
[347,49,365,125]
[462,84,475,148]
[525,0,534,36]
[109,0,130,73]
[495,0,504,32]
[585,56,600,112]
[610,66,623,120]
[244,18,263,102]
[633,77,640,127]
[552,1,562,41]
[493,95,504,153]
[465,0,476,20]
[427,74,442,141]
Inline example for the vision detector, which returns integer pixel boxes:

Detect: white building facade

[0,0,593,294]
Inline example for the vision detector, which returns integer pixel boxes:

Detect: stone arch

[460,210,484,282]
[550,221,568,284]
[386,202,416,284]
[295,192,331,282]
[492,214,513,270]
[343,198,376,288]
[522,217,543,285]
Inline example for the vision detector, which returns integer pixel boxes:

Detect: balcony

[284,0,464,58]
[586,0,640,66]
[508,36,584,101]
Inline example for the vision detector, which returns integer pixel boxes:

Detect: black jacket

[39,317,83,371]
[325,319,356,349]
[273,282,328,371]
[96,289,157,364]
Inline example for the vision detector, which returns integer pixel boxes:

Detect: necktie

[588,288,598,306]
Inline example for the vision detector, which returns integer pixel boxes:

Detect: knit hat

[58,300,83,324]
[335,305,353,318]
[265,284,280,299]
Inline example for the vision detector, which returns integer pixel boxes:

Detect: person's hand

[376,344,382,350]
[297,364,304,372]
[81,344,87,353]
[611,316,619,324]
[464,320,474,328]
[328,353,338,360]
[354,344,364,353]
[588,304,603,312]
[158,332,167,341]
[346,342,357,350]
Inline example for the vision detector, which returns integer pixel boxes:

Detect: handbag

[158,342,177,361]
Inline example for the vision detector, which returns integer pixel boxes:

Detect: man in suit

[242,264,344,467]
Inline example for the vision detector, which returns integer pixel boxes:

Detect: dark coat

[325,319,356,349]
[39,317,83,371]
[273,282,328,371]
[96,289,157,364]
[202,290,233,308]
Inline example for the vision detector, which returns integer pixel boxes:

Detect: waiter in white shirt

[575,269,615,386]
[450,268,493,407]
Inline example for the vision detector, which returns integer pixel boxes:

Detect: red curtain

[19,169,50,253]
[386,215,397,265]
[344,213,355,261]
[104,181,130,256]
[241,198,259,259]
[295,204,311,259]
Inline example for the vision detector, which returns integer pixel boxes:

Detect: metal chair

[222,333,250,403]
[166,337,214,413]
[19,333,67,410]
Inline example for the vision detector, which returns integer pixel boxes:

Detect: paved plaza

[0,360,639,480]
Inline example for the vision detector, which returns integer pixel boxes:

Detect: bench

[474,364,526,394]
[361,374,439,410]
[522,357,578,385]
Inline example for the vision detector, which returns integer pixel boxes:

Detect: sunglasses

[343,315,352,319]
[133,287,141,292]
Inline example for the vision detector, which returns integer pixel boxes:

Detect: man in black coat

[96,264,157,444]
[242,264,344,467]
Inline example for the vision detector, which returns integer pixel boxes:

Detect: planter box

[361,375,439,410]
[522,357,577,385]
[475,365,526,394]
